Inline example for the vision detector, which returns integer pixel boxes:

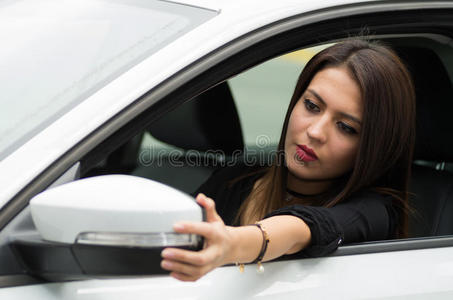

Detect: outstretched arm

[160,193,311,281]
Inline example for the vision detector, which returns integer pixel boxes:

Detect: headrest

[148,82,244,155]
[395,46,453,161]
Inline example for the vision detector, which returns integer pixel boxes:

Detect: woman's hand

[161,193,236,282]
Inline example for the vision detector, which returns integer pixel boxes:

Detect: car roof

[170,0,376,12]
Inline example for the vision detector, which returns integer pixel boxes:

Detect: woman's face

[284,66,363,191]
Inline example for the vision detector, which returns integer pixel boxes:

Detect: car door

[1,1,453,299]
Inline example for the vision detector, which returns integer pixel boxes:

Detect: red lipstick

[296,145,318,162]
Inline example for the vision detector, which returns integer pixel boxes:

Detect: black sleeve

[265,191,397,257]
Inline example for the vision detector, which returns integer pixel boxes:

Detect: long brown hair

[237,39,416,238]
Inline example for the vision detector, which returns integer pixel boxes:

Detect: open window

[80,19,453,246]
[82,33,453,244]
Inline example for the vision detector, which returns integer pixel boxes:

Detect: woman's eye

[337,122,357,135]
[303,99,320,112]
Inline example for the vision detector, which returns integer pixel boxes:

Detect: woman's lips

[296,145,318,162]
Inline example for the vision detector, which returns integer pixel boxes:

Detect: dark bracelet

[251,222,270,264]
[235,222,270,273]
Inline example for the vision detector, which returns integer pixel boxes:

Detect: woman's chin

[287,160,317,178]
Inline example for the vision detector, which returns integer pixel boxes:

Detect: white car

[1,0,453,299]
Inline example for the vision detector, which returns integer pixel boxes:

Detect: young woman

[160,39,416,281]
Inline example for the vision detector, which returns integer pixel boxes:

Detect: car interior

[82,35,453,240]
[394,44,453,237]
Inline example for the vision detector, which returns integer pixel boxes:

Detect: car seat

[396,46,453,237]
[132,81,244,194]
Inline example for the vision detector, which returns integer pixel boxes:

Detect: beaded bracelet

[236,222,270,273]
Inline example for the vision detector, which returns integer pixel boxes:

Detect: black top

[195,164,398,257]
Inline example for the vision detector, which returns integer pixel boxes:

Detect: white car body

[1,0,453,299]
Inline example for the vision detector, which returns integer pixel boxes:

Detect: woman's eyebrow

[307,88,362,126]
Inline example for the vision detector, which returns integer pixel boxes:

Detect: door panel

[2,247,452,299]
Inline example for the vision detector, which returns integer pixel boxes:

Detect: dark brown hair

[237,39,416,238]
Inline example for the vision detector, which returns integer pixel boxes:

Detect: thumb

[196,193,222,223]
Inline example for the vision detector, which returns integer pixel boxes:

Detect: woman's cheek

[332,140,359,170]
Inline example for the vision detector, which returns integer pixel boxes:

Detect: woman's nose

[306,116,328,143]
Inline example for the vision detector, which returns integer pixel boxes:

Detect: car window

[0,0,216,161]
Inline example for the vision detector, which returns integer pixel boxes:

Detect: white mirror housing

[10,175,203,279]
[30,175,203,245]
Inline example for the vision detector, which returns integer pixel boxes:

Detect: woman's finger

[162,248,206,266]
[170,272,199,282]
[162,245,220,266]
[161,259,209,278]
[173,221,218,239]
[196,193,222,222]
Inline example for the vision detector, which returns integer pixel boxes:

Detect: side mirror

[11,175,203,281]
